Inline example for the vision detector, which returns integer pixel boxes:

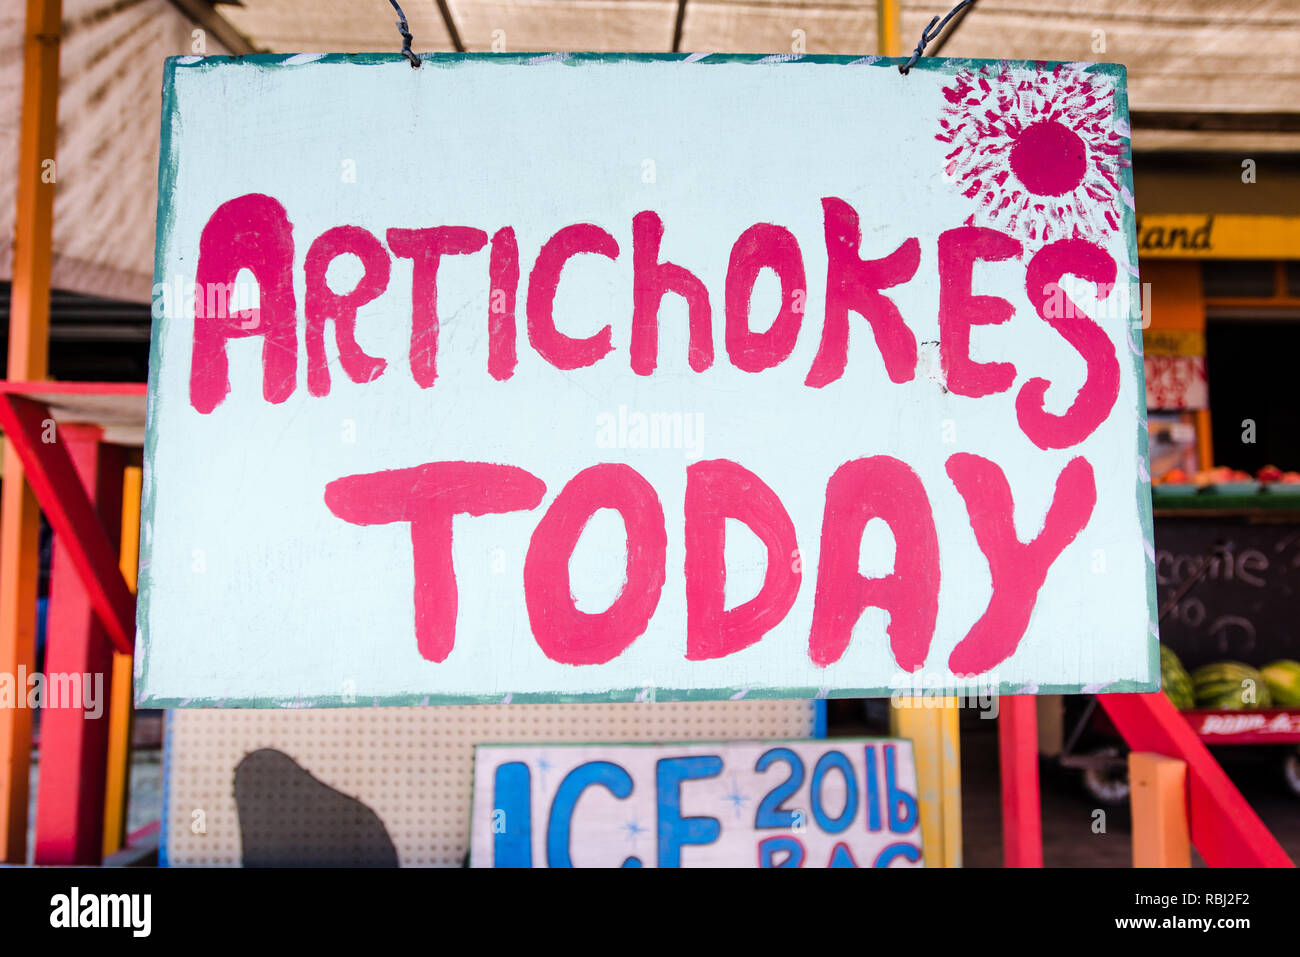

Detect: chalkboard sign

[1155,517,1300,669]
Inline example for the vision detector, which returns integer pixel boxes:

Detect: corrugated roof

[219,0,1300,124]
[0,0,232,304]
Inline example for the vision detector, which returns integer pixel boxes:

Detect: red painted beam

[0,381,145,398]
[127,819,161,845]
[0,394,134,654]
[998,695,1043,867]
[33,425,123,864]
[1099,691,1294,868]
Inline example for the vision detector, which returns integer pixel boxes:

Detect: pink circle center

[1010,120,1087,197]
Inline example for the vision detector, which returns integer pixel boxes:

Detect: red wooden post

[32,425,125,865]
[999,694,1043,867]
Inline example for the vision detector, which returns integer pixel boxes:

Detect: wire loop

[899,0,977,75]
[389,0,421,67]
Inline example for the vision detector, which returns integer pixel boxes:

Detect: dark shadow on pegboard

[234,748,399,867]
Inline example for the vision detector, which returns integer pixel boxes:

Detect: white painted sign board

[139,54,1156,707]
[469,738,922,867]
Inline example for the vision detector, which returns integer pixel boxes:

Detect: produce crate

[1152,489,1300,515]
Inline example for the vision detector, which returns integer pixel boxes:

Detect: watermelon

[1160,646,1195,711]
[1192,661,1272,710]
[1261,660,1300,708]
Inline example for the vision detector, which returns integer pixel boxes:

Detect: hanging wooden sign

[139,53,1156,707]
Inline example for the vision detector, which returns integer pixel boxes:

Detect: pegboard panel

[163,700,816,866]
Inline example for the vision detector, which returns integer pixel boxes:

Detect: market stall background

[0,0,1298,868]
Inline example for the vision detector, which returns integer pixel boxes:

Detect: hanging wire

[899,0,977,75]
[389,0,422,67]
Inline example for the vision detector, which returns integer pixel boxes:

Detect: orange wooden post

[1194,408,1214,471]
[101,465,141,855]
[102,465,141,856]
[876,0,901,57]
[0,0,61,864]
[1129,751,1191,868]
[1141,259,1213,469]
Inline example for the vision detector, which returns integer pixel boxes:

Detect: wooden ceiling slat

[221,0,455,53]
[1134,130,1300,153]
[895,7,1300,114]
[680,3,876,54]
[250,37,460,52]
[904,0,1300,27]
[446,0,677,53]
[918,17,1298,59]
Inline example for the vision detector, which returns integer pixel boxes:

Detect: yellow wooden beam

[938,703,962,867]
[102,466,141,857]
[0,0,61,865]
[1137,214,1300,260]
[1129,752,1191,868]
[891,698,963,867]
[877,0,902,58]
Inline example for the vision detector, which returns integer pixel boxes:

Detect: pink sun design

[935,63,1128,244]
